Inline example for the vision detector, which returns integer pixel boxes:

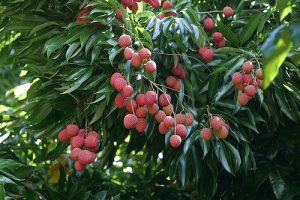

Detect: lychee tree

[1,0,300,199]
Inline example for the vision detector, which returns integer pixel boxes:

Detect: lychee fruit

[78,150,95,164]
[198,47,208,57]
[121,0,133,7]
[138,48,151,60]
[162,0,173,9]
[170,135,181,148]
[244,85,256,97]
[88,144,100,153]
[163,104,173,115]
[115,9,122,20]
[202,48,214,61]
[131,53,143,67]
[126,99,137,112]
[212,32,223,42]
[74,161,85,172]
[242,61,254,74]
[185,113,194,126]
[165,76,177,87]
[115,93,127,108]
[123,114,138,129]
[255,68,263,80]
[203,18,214,30]
[71,148,81,161]
[172,64,183,76]
[149,0,161,8]
[84,135,99,148]
[215,126,229,139]
[242,74,253,84]
[164,116,175,127]
[123,85,134,97]
[231,72,243,85]
[78,129,87,138]
[144,91,157,105]
[257,79,263,88]
[118,34,132,47]
[159,122,170,135]
[129,2,139,12]
[124,47,134,60]
[201,128,213,141]
[210,116,224,130]
[70,135,85,148]
[236,83,246,90]
[155,110,166,123]
[157,13,166,20]
[135,118,147,133]
[136,106,147,118]
[238,93,250,105]
[66,124,79,138]
[159,93,171,107]
[88,131,99,139]
[145,60,157,73]
[114,77,127,91]
[223,6,234,17]
[136,94,145,106]
[147,103,159,115]
[173,80,182,91]
[58,129,69,142]
[216,39,225,48]
[178,69,186,79]
[110,72,123,87]
[175,124,187,137]
[175,113,186,124]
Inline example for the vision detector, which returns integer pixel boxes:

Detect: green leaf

[0,159,22,170]
[262,26,293,89]
[0,184,4,200]
[90,100,106,124]
[277,0,293,21]
[0,176,15,184]
[217,21,239,46]
[239,13,262,45]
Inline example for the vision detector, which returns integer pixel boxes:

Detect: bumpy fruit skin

[118,34,131,47]
[88,131,99,139]
[135,118,147,132]
[203,18,214,30]
[145,91,157,105]
[244,85,256,97]
[238,93,250,105]
[242,61,254,74]
[149,0,161,8]
[71,148,81,161]
[164,116,175,127]
[170,135,181,148]
[124,114,138,129]
[198,47,208,57]
[74,161,85,172]
[159,122,170,135]
[165,76,177,87]
[70,136,85,148]
[131,53,143,67]
[159,93,171,107]
[210,116,224,130]
[257,79,263,88]
[172,64,183,76]
[255,68,263,80]
[215,126,229,139]
[223,6,234,17]
[178,69,186,79]
[115,9,122,20]
[242,74,253,84]
[231,72,243,85]
[162,0,173,9]
[173,80,182,91]
[147,103,159,115]
[201,128,213,141]
[78,129,87,138]
[58,129,69,142]
[123,85,134,97]
[88,144,100,153]
[115,93,127,108]
[124,47,134,60]
[212,32,223,42]
[236,83,246,90]
[185,113,194,126]
[136,106,147,118]
[84,135,99,148]
[114,77,127,91]
[202,48,214,61]
[155,110,166,123]
[126,100,137,112]
[129,2,139,12]
[163,104,173,115]
[78,150,95,164]
[216,39,225,48]
[139,48,152,60]
[175,124,187,137]
[136,94,145,106]
[145,60,157,73]
[121,0,133,7]
[175,114,186,124]
[110,72,123,87]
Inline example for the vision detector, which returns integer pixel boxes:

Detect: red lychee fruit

[223,6,234,17]
[257,79,263,88]
[203,18,214,30]
[129,2,139,12]
[115,9,122,20]
[170,135,181,148]
[149,0,161,8]
[155,110,166,123]
[71,148,81,161]
[165,76,177,87]
[114,77,127,91]
[216,39,226,48]
[224,123,230,131]
[202,48,214,61]
[124,47,134,60]
[88,144,99,153]
[58,129,69,142]
[178,69,186,79]
[144,91,157,105]
[172,63,183,76]
[135,118,147,132]
[255,68,263,80]
[173,80,182,91]
[70,135,85,148]
[212,32,223,42]
[210,116,224,130]
[163,104,173,115]
[198,47,208,57]
[251,79,258,88]
[126,99,137,112]
[118,34,132,47]
[156,13,166,20]
[238,93,250,105]
[131,53,143,67]
[242,74,253,84]
[159,93,171,107]
[236,83,246,90]
[147,103,159,115]
[136,106,147,118]
[242,61,254,74]
[78,129,87,138]
[110,72,123,87]
[185,113,194,126]
[164,116,175,127]
[74,161,85,172]
[175,124,187,137]
[123,85,134,97]
[66,124,79,138]
[84,135,99,148]
[121,0,133,7]
[162,0,173,9]
[78,150,95,164]
[88,131,99,139]
[145,60,157,73]
[201,128,213,141]
[244,85,257,97]
[115,93,127,108]
[159,122,170,135]
[215,126,229,139]
[136,94,145,106]
[231,72,243,85]
[139,48,151,60]
[175,113,186,124]
[123,114,138,129]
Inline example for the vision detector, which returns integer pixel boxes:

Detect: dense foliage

[0,0,300,199]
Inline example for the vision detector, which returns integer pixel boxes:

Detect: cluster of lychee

[121,0,161,12]
[58,124,100,172]
[164,63,186,91]
[110,72,194,148]
[119,34,157,73]
[231,61,264,106]
[157,1,174,19]
[201,115,229,141]
[198,6,234,62]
